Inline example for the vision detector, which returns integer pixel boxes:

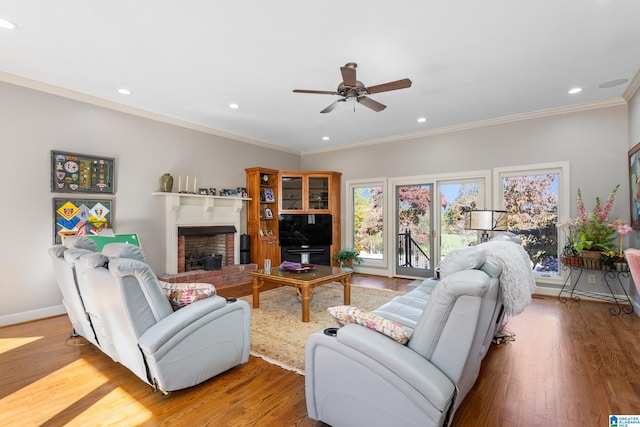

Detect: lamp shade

[465,210,508,231]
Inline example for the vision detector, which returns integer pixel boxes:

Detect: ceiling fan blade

[357,96,386,112]
[366,78,412,94]
[340,66,357,87]
[293,89,337,95]
[320,98,346,113]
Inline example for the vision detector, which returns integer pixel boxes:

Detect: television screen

[278,214,332,247]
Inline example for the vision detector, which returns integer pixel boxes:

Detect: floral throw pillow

[159,281,216,310]
[327,305,411,345]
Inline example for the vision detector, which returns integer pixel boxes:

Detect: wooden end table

[251,265,352,322]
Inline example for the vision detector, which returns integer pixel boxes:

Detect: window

[494,162,570,284]
[347,179,387,265]
[439,180,483,259]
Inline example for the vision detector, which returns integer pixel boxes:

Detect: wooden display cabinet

[279,171,341,265]
[279,171,341,214]
[245,167,280,269]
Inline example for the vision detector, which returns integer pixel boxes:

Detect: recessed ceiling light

[322,136,330,141]
[417,117,427,123]
[599,79,628,89]
[0,18,18,30]
[568,87,583,95]
[117,88,132,95]
[229,103,239,109]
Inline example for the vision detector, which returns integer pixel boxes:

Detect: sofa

[305,236,535,427]
[49,239,251,396]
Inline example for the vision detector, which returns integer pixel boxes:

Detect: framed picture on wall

[629,142,640,230]
[51,150,115,194]
[53,198,113,244]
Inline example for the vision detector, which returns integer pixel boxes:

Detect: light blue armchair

[73,243,251,395]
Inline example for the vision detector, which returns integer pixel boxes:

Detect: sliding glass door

[438,180,482,258]
[395,183,434,278]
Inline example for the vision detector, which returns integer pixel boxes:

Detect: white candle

[186,176,189,192]
[178,176,182,192]
[194,177,197,193]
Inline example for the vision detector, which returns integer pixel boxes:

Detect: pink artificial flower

[576,188,587,222]
[600,185,619,222]
[609,219,632,235]
[618,224,633,236]
[609,218,633,255]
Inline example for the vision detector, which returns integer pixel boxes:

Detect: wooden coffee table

[251,265,352,322]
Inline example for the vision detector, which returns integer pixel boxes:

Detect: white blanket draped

[479,240,536,316]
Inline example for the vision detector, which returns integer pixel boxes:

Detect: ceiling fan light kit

[293,62,412,113]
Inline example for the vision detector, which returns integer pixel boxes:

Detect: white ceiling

[1,1,640,154]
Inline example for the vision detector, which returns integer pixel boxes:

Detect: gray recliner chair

[74,243,251,395]
[48,236,100,346]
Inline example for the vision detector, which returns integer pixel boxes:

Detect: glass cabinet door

[308,176,329,210]
[281,176,303,210]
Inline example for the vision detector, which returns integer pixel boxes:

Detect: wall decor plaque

[630,142,640,230]
[53,198,113,244]
[51,150,115,194]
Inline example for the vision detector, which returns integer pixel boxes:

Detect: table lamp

[465,210,508,243]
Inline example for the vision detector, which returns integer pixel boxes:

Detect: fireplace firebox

[178,226,235,273]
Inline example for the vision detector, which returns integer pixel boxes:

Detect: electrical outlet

[588,274,597,284]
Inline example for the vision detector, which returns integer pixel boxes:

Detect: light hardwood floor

[1,275,639,426]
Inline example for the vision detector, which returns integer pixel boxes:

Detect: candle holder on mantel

[177,175,198,194]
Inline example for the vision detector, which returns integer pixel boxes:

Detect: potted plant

[332,248,363,268]
[599,250,621,271]
[609,219,633,271]
[572,185,619,256]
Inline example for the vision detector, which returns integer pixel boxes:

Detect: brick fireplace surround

[158,263,256,290]
[154,192,256,290]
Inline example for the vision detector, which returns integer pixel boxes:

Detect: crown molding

[0,71,300,156]
[301,98,628,155]
[623,69,640,102]
[0,70,629,158]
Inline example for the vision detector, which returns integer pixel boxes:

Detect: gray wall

[302,103,636,303]
[0,81,300,325]
[301,105,628,208]
[1,77,638,324]
[628,85,640,300]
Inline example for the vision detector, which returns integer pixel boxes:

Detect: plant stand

[558,264,633,315]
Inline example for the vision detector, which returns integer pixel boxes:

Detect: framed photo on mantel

[51,150,115,194]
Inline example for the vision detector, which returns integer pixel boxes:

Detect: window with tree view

[502,172,560,276]
[353,185,384,260]
[440,181,480,259]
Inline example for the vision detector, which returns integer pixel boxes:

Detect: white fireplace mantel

[154,192,250,274]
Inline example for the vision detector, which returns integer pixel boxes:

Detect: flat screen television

[278,214,332,247]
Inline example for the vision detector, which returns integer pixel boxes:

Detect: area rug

[240,283,404,375]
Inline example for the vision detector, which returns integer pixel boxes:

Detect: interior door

[395,183,434,278]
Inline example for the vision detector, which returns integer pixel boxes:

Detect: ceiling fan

[293,62,412,113]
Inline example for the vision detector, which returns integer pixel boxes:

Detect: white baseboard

[534,285,640,317]
[0,305,66,327]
